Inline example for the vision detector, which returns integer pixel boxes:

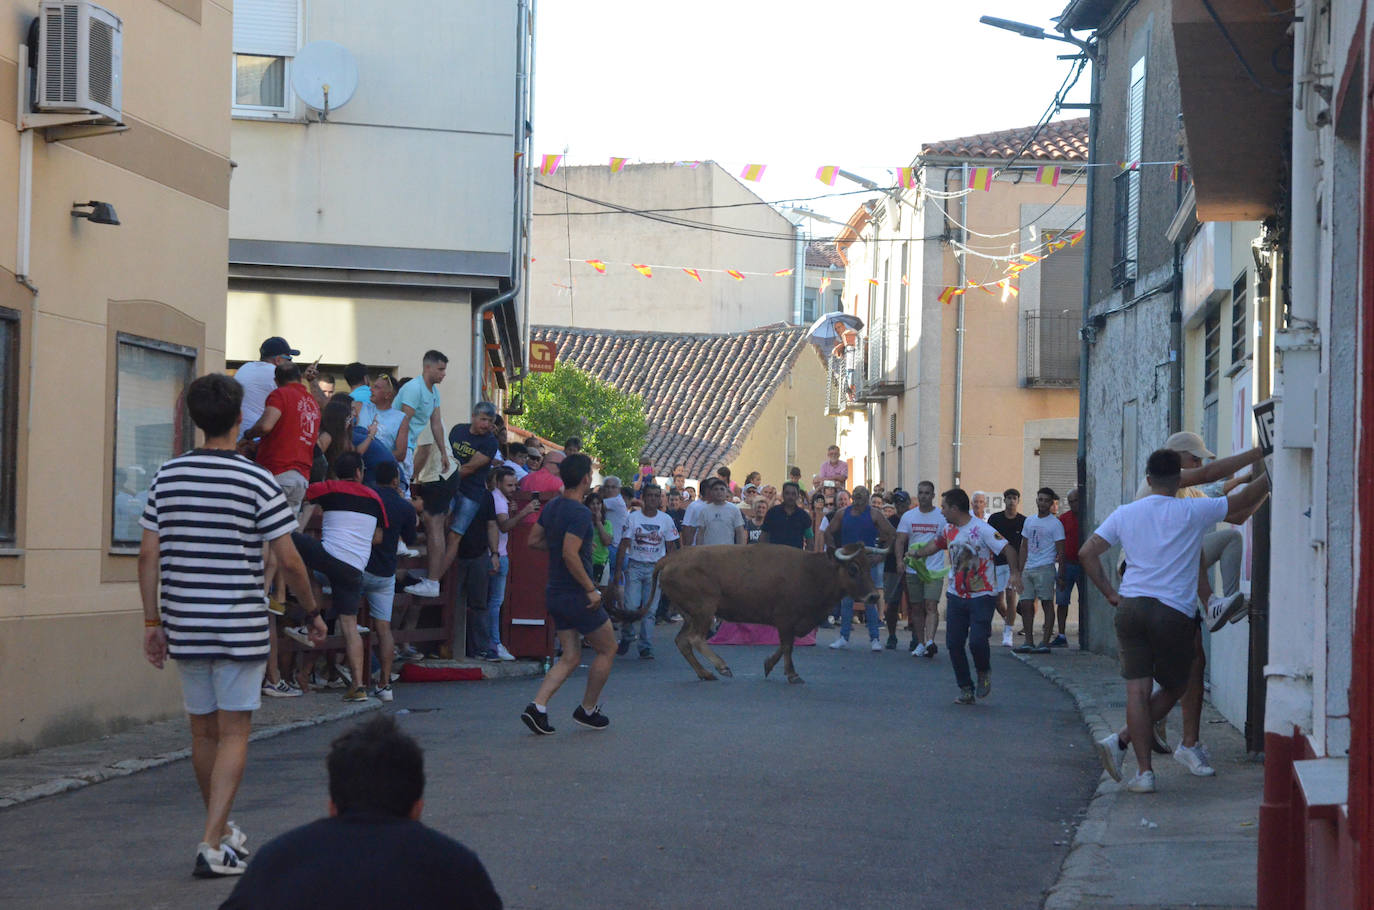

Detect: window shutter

[233,0,298,57]
[1038,439,1078,496]
[1125,57,1146,279]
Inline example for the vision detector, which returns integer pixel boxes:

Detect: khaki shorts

[1114,596,1196,692]
[905,575,945,604]
[1021,565,1057,602]
[274,470,308,516]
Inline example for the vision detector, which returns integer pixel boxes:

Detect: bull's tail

[648,560,665,615]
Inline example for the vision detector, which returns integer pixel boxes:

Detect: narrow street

[0,638,1098,910]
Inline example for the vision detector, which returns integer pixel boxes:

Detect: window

[112,335,196,548]
[1230,271,1249,366]
[802,287,819,325]
[0,309,18,544]
[1203,307,1221,455]
[1029,229,1084,385]
[233,0,298,113]
[1124,56,1145,281]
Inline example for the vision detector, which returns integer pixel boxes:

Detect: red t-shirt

[518,468,565,525]
[1059,509,1081,564]
[256,384,320,479]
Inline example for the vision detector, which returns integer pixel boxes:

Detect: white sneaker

[496,644,516,661]
[221,820,249,858]
[828,637,849,649]
[371,685,394,702]
[261,679,301,698]
[1095,732,1128,782]
[911,642,927,657]
[1126,770,1157,793]
[194,842,246,878]
[1002,627,1015,647]
[870,638,883,651]
[396,539,419,558]
[1206,592,1247,632]
[404,578,441,598]
[1173,743,1216,776]
[283,626,315,648]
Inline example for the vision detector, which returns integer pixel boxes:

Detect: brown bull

[651,542,884,684]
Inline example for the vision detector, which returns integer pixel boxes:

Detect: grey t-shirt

[686,501,745,546]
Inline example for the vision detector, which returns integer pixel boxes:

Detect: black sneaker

[639,650,654,660]
[954,687,976,706]
[976,670,992,699]
[573,704,610,730]
[885,634,898,650]
[616,640,631,656]
[925,643,938,659]
[193,842,246,878]
[520,703,555,735]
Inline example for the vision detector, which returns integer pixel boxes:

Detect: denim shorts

[360,570,395,622]
[449,493,483,535]
[177,659,267,715]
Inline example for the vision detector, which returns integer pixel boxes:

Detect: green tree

[522,361,649,481]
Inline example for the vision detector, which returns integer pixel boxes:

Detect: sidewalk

[1016,647,1261,910]
[0,657,540,810]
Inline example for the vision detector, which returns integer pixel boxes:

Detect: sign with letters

[529,341,557,373]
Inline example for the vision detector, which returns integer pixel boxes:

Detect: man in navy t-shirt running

[520,453,615,734]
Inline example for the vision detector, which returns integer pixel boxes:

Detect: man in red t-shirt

[517,449,565,525]
[1053,488,1083,647]
[243,363,320,519]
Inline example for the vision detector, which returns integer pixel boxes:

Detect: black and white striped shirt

[140,449,296,661]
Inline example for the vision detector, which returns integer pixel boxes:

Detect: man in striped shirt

[140,374,324,879]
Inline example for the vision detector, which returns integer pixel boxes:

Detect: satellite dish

[291,41,358,117]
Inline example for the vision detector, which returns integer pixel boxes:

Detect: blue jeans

[449,493,483,535]
[1055,562,1083,608]
[946,593,997,690]
[839,563,885,641]
[620,559,660,652]
[485,554,509,650]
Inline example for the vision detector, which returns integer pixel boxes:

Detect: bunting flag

[683,268,702,282]
[938,286,963,305]
[868,278,880,286]
[1117,160,1140,172]
[820,275,832,293]
[1020,253,1042,264]
[740,164,767,182]
[1170,163,1187,182]
[897,167,916,189]
[726,269,745,281]
[816,165,839,186]
[901,275,910,287]
[1035,166,1061,187]
[632,264,653,278]
[1069,229,1086,245]
[609,157,628,173]
[999,279,1019,302]
[540,154,563,176]
[968,166,994,191]
[773,268,794,277]
[585,259,607,274]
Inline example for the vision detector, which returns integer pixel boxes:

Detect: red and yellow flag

[1170,163,1187,182]
[726,269,745,281]
[868,278,880,287]
[540,154,563,176]
[1069,229,1086,246]
[609,157,628,173]
[897,167,916,189]
[585,259,607,274]
[632,264,653,278]
[999,279,1019,302]
[773,268,794,277]
[816,165,839,186]
[740,164,767,182]
[938,286,961,305]
[968,167,993,191]
[1117,160,1139,172]
[819,276,832,294]
[1035,166,1061,187]
[901,275,910,287]
[682,268,702,282]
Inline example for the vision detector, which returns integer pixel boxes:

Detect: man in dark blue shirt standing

[758,482,812,549]
[520,454,614,734]
[362,462,418,701]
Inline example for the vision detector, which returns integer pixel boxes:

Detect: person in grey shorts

[1015,488,1064,654]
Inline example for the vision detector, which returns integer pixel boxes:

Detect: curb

[1011,652,1123,910]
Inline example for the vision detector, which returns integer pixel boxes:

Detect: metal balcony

[1024,312,1081,387]
[824,351,864,416]
[854,320,905,401]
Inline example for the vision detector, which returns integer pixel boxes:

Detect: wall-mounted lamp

[71,201,120,225]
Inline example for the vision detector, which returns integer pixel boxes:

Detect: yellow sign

[530,341,557,373]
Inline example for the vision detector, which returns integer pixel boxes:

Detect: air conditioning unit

[34,1,122,123]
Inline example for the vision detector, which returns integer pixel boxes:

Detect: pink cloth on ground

[709,621,816,646]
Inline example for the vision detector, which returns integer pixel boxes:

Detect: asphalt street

[0,629,1100,910]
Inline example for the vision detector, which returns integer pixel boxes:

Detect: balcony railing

[856,319,905,401]
[824,349,863,416]
[1025,312,1080,387]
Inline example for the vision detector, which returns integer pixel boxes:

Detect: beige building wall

[530,162,796,333]
[0,0,232,755]
[727,348,834,484]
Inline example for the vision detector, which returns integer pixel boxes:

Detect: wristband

[144,618,162,628]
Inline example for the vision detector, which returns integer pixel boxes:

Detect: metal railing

[824,349,863,416]
[857,319,905,400]
[1025,312,1080,386]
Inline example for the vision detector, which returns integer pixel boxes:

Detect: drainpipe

[1168,116,1184,433]
[952,163,968,488]
[473,0,531,404]
[1074,39,1100,650]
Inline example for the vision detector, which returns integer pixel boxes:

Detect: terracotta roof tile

[920,117,1089,162]
[805,241,844,270]
[530,325,815,479]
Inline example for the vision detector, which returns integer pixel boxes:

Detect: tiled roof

[920,117,1089,162]
[805,241,844,270]
[530,324,813,479]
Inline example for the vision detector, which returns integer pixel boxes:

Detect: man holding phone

[518,448,565,524]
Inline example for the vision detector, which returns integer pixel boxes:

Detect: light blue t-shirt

[371,407,406,451]
[394,379,440,452]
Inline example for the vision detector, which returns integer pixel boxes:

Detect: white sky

[532,0,1090,223]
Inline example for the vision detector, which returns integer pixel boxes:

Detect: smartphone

[823,480,836,488]
[531,491,542,503]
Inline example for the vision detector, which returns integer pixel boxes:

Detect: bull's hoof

[787,674,805,685]
[719,667,733,678]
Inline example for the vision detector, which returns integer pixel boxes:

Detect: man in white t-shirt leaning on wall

[1079,448,1270,795]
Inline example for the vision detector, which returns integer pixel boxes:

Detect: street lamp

[978,15,1090,51]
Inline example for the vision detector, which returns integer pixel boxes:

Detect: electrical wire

[533,186,878,217]
[923,176,1084,240]
[996,56,1089,177]
[1198,0,1291,96]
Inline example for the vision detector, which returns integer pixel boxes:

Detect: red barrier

[502,522,554,659]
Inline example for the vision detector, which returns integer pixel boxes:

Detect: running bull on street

[652,542,885,684]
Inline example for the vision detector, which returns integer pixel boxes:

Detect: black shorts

[546,588,611,635]
[1114,596,1196,692]
[292,532,364,616]
[416,474,458,516]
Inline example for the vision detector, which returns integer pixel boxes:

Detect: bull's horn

[865,546,890,556]
[835,543,862,561]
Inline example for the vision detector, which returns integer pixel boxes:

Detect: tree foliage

[522,361,649,481]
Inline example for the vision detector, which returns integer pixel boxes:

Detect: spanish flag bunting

[1117,160,1139,172]
[540,154,563,176]
[727,269,745,281]
[740,164,767,182]
[1069,229,1086,245]
[1035,166,1061,187]
[820,276,832,293]
[938,286,960,305]
[632,264,653,278]
[585,259,607,274]
[609,157,628,173]
[901,275,910,287]
[1020,253,1042,264]
[1170,163,1187,182]
[999,279,1019,303]
[683,268,702,282]
[968,167,993,191]
[978,282,997,295]
[816,165,839,186]
[774,268,794,277]
[897,167,916,189]
[868,278,880,286]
